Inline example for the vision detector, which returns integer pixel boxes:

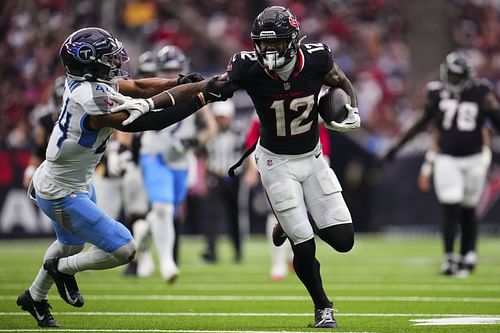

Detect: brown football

[318,87,350,123]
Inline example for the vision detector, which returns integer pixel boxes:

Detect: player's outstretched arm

[117,72,205,98]
[87,76,234,132]
[483,91,500,131]
[383,102,434,162]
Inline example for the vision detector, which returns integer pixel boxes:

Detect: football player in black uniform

[226,6,360,328]
[384,52,500,277]
[23,76,66,189]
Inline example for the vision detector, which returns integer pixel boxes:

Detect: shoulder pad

[473,78,494,90]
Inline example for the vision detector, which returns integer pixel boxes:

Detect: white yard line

[3,295,500,302]
[1,312,499,317]
[4,283,500,292]
[0,330,375,333]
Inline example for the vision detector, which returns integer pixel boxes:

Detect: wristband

[165,92,175,106]
[197,92,206,106]
[146,98,155,110]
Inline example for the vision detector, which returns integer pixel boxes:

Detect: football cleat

[17,290,61,327]
[440,258,458,276]
[311,304,337,328]
[122,261,138,276]
[272,223,287,247]
[43,258,84,307]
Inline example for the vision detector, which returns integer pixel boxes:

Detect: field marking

[2,312,500,318]
[3,295,500,303]
[0,328,373,333]
[4,282,500,292]
[411,317,500,326]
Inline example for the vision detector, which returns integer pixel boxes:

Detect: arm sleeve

[120,97,203,132]
[323,43,334,74]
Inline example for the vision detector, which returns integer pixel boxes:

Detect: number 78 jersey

[227,43,333,155]
[428,80,492,156]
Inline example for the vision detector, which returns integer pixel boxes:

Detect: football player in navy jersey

[16,27,233,328]
[225,6,360,328]
[384,52,500,277]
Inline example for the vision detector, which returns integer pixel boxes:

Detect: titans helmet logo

[67,42,96,63]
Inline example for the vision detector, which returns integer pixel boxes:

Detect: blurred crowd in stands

[1,0,499,154]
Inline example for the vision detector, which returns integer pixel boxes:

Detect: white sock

[133,218,155,276]
[58,241,136,274]
[29,241,83,302]
[266,214,288,277]
[148,202,178,280]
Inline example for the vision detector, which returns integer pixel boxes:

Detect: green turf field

[1,234,499,332]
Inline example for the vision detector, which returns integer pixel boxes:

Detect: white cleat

[161,262,179,284]
[137,250,155,277]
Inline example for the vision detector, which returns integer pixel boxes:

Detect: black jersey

[34,112,57,160]
[227,43,333,155]
[427,79,492,156]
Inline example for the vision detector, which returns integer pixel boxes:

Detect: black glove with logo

[202,75,239,103]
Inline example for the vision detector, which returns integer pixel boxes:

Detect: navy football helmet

[251,6,301,70]
[440,52,472,94]
[137,51,157,77]
[60,27,129,83]
[156,45,189,75]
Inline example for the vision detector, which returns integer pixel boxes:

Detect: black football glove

[202,76,239,103]
[177,72,205,85]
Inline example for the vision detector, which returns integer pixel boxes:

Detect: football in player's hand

[318,87,351,123]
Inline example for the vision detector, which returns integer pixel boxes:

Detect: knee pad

[149,203,174,222]
[44,241,84,260]
[113,240,137,264]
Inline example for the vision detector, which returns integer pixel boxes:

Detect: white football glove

[324,104,361,132]
[109,93,155,126]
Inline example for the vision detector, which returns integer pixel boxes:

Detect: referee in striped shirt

[201,100,245,263]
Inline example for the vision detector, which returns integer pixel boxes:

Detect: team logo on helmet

[67,42,96,63]
[289,17,299,29]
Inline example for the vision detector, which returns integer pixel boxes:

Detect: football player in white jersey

[134,45,216,281]
[16,27,233,328]
[384,52,500,277]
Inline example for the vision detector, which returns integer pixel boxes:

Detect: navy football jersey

[227,43,333,155]
[426,79,492,156]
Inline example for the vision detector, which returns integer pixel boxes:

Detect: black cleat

[272,223,287,247]
[123,261,138,276]
[43,258,84,307]
[16,290,61,327]
[310,305,337,328]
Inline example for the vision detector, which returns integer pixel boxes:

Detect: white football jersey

[33,78,117,199]
[140,114,197,169]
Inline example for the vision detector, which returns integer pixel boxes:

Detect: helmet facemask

[94,39,130,83]
[253,33,299,70]
[251,6,301,71]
